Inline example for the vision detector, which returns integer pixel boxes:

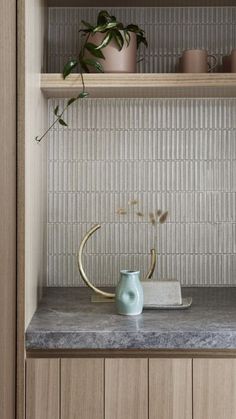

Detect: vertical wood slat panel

[0,0,16,419]
[26,359,60,419]
[105,358,148,419]
[193,359,236,419]
[149,358,192,419]
[17,0,48,418]
[61,358,104,419]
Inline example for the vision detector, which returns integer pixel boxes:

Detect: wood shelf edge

[41,73,236,98]
[26,348,236,359]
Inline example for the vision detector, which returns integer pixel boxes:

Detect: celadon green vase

[115,270,143,315]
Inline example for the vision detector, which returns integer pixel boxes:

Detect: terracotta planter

[85,31,137,73]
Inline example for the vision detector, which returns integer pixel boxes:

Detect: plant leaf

[126,24,140,32]
[81,20,94,30]
[116,22,124,30]
[79,59,90,73]
[54,105,59,116]
[85,42,105,59]
[95,32,112,50]
[137,35,148,48]
[83,58,104,73]
[97,10,113,25]
[128,200,138,205]
[112,29,124,51]
[159,211,168,224]
[93,21,118,32]
[136,57,144,64]
[124,29,131,46]
[79,29,92,34]
[63,59,78,79]
[67,97,76,106]
[58,118,68,127]
[116,208,127,215]
[78,91,89,98]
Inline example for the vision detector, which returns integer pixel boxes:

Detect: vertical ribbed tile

[47,98,236,287]
[48,7,236,73]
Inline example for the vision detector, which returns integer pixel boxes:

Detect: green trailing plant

[35,10,147,143]
[35,73,89,143]
[64,10,148,75]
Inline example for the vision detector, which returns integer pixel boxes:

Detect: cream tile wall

[47,7,236,287]
[48,7,236,73]
[47,98,236,286]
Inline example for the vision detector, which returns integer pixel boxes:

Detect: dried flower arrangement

[116,199,168,227]
[115,198,168,276]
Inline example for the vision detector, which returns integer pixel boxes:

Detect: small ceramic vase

[115,270,143,315]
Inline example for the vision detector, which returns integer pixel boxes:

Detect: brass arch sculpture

[77,224,157,298]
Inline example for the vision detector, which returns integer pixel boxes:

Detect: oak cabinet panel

[149,358,192,419]
[26,356,236,419]
[193,359,236,419]
[61,358,104,419]
[26,359,60,419]
[105,358,148,419]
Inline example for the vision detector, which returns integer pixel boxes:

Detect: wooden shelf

[48,0,236,7]
[41,73,236,99]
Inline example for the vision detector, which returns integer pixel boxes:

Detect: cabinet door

[61,358,104,419]
[105,358,148,419]
[149,359,192,419]
[26,359,60,419]
[193,359,236,419]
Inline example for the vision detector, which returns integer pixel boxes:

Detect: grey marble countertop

[26,287,236,350]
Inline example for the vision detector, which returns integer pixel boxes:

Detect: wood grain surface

[0,1,16,418]
[149,358,192,419]
[193,358,236,419]
[61,358,104,419]
[105,358,148,419]
[26,358,60,419]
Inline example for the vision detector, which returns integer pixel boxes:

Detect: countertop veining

[26,287,236,350]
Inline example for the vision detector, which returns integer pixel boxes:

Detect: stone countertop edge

[26,287,236,351]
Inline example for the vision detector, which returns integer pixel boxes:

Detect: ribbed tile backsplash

[48,7,236,73]
[47,98,236,287]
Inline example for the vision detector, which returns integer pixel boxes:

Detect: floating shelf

[41,73,236,99]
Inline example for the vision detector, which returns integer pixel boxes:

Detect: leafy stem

[35,73,88,143]
[35,10,147,143]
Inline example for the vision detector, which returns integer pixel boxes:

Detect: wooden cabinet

[26,359,60,419]
[149,359,192,419]
[193,359,236,419]
[105,359,148,419]
[26,356,236,419]
[61,359,104,419]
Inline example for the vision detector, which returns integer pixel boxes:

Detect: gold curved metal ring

[77,224,156,298]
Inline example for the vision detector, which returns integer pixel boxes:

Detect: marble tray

[144,297,192,310]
